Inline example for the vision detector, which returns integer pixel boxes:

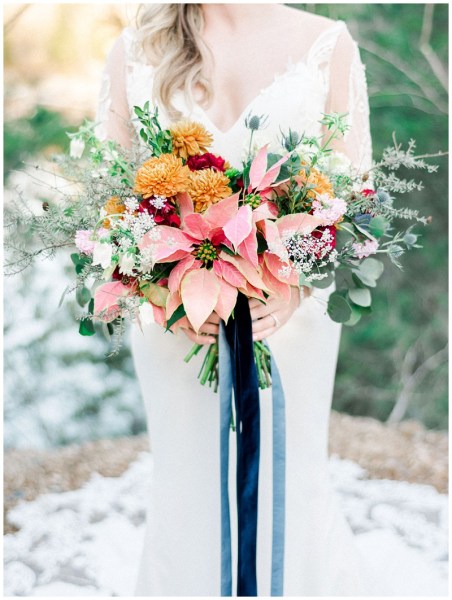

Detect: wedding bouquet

[6,102,441,390]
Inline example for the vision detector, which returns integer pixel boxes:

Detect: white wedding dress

[96,20,448,597]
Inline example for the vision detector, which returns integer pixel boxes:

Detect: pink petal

[204,192,241,229]
[140,226,193,263]
[214,260,246,288]
[180,268,221,332]
[276,213,324,238]
[252,201,278,224]
[261,219,289,262]
[256,153,290,191]
[249,145,268,190]
[261,262,292,301]
[176,192,194,223]
[223,204,253,249]
[166,291,182,319]
[183,213,211,241]
[219,252,268,291]
[241,282,266,301]
[93,281,131,321]
[264,251,298,285]
[237,229,259,268]
[168,255,197,294]
[214,279,238,323]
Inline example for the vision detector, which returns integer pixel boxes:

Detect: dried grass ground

[4,411,448,535]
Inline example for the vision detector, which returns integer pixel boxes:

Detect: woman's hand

[180,311,220,345]
[250,286,304,341]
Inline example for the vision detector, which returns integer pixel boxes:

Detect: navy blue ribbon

[224,292,260,597]
[219,293,286,597]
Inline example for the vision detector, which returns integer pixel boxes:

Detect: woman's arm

[324,25,373,172]
[95,33,134,149]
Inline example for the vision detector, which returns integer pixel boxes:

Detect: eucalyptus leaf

[360,257,384,280]
[343,303,363,326]
[311,271,335,289]
[79,318,95,336]
[327,292,352,323]
[76,286,91,307]
[348,286,372,307]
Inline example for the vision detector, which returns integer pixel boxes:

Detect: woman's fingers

[253,325,277,342]
[198,322,220,335]
[252,314,279,335]
[181,328,216,345]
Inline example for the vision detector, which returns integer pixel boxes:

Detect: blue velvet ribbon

[219,293,286,597]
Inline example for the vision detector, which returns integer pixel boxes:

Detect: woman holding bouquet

[96,3,445,597]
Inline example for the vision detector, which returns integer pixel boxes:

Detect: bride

[96,3,446,597]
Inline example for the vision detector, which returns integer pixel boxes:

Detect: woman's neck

[201,3,281,32]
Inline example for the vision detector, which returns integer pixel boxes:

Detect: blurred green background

[3,3,448,449]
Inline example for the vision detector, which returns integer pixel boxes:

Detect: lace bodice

[96,20,372,171]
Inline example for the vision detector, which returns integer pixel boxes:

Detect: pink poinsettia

[93,281,136,322]
[139,192,270,332]
[258,212,328,299]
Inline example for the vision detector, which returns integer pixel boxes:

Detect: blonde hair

[135,3,212,120]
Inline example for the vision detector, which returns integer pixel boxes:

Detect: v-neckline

[192,54,310,137]
[189,20,345,136]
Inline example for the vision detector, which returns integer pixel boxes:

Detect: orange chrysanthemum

[188,168,232,213]
[103,196,125,229]
[170,121,213,160]
[134,154,190,199]
[298,167,334,198]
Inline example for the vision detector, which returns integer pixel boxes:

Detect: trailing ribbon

[219,293,286,597]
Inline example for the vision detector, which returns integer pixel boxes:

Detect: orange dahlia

[188,169,232,213]
[134,154,190,199]
[298,167,334,199]
[170,121,213,160]
[103,196,125,228]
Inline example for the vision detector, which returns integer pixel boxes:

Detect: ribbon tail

[269,347,286,596]
[219,324,233,596]
[225,292,260,597]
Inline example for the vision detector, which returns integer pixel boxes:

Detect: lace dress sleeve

[95,32,134,148]
[325,26,373,172]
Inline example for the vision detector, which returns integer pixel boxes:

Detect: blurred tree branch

[359,39,448,115]
[420,4,448,92]
[387,343,448,424]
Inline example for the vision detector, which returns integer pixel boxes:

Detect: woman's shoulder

[278,5,354,44]
[107,26,147,66]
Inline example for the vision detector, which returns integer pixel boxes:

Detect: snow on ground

[3,454,448,597]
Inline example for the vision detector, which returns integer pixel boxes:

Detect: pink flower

[75,230,95,255]
[353,239,379,259]
[312,194,347,225]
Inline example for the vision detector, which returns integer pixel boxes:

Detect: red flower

[362,188,376,197]
[138,198,181,228]
[186,152,226,172]
[311,226,336,257]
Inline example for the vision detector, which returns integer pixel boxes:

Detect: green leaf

[343,303,363,326]
[311,271,335,289]
[361,257,384,279]
[369,216,390,238]
[71,253,80,266]
[327,292,352,323]
[79,318,95,336]
[351,258,384,288]
[166,304,186,331]
[141,282,169,307]
[348,286,372,307]
[76,286,91,307]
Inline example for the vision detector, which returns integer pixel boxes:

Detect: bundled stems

[184,339,272,393]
